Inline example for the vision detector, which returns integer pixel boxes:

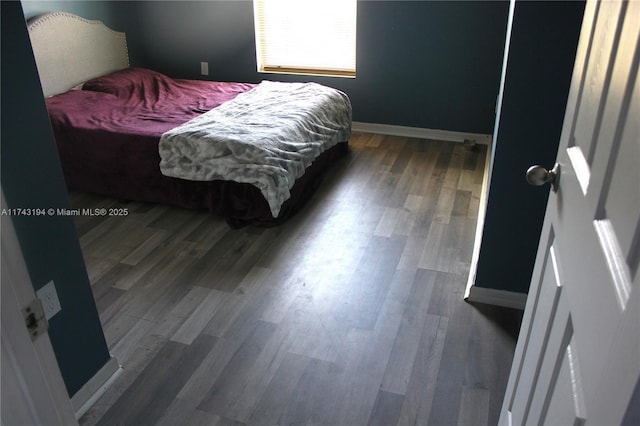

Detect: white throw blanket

[159,81,352,217]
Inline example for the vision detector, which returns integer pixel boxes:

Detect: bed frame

[28,12,129,98]
[27,12,349,227]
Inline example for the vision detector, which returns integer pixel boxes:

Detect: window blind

[253,0,357,77]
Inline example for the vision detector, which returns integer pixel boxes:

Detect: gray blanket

[159,81,352,217]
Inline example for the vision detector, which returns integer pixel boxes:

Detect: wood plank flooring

[74,133,522,426]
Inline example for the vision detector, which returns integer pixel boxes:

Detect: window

[253,0,357,78]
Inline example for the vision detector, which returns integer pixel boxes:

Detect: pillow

[82,67,174,99]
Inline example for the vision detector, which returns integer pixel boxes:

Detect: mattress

[45,68,350,226]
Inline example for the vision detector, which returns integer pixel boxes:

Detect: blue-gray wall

[474,0,585,294]
[21,0,115,21]
[23,0,510,135]
[124,1,508,134]
[17,1,588,301]
[16,0,508,398]
[10,0,586,397]
[3,0,111,397]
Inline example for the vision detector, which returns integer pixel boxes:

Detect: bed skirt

[64,142,349,227]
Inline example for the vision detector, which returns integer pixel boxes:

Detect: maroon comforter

[45,68,348,226]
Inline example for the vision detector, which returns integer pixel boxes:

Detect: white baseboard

[464,285,527,310]
[71,355,122,419]
[461,137,526,310]
[351,121,492,145]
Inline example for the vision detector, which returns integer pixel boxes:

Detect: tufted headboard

[27,12,130,97]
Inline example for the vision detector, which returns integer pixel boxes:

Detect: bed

[27,12,352,227]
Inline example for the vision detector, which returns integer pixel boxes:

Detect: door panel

[529,303,581,425]
[1,192,78,426]
[597,69,638,291]
[500,1,639,424]
[505,235,588,426]
[506,231,560,422]
[541,331,586,426]
[572,0,622,167]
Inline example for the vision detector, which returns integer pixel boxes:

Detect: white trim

[1,189,79,426]
[488,0,516,182]
[464,141,493,303]
[351,122,492,145]
[70,356,122,419]
[463,0,523,313]
[464,286,527,310]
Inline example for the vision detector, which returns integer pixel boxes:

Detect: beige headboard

[27,12,129,97]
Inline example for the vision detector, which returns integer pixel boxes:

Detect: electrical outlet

[201,61,209,76]
[36,280,61,320]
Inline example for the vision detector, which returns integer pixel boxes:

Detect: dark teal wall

[21,0,115,20]
[17,0,588,299]
[12,0,507,396]
[352,1,508,133]
[474,0,585,294]
[24,0,509,135]
[119,1,509,134]
[2,0,111,397]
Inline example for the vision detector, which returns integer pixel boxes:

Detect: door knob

[526,163,560,192]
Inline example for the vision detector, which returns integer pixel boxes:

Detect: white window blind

[253,0,357,77]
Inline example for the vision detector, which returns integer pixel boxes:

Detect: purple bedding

[48,67,256,139]
[45,68,349,226]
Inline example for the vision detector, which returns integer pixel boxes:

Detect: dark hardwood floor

[74,133,523,426]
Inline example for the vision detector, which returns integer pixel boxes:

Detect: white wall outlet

[36,280,61,320]
[201,61,209,76]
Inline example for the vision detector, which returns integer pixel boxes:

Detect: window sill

[259,66,356,79]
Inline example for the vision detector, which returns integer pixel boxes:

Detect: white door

[1,191,79,426]
[499,1,639,425]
